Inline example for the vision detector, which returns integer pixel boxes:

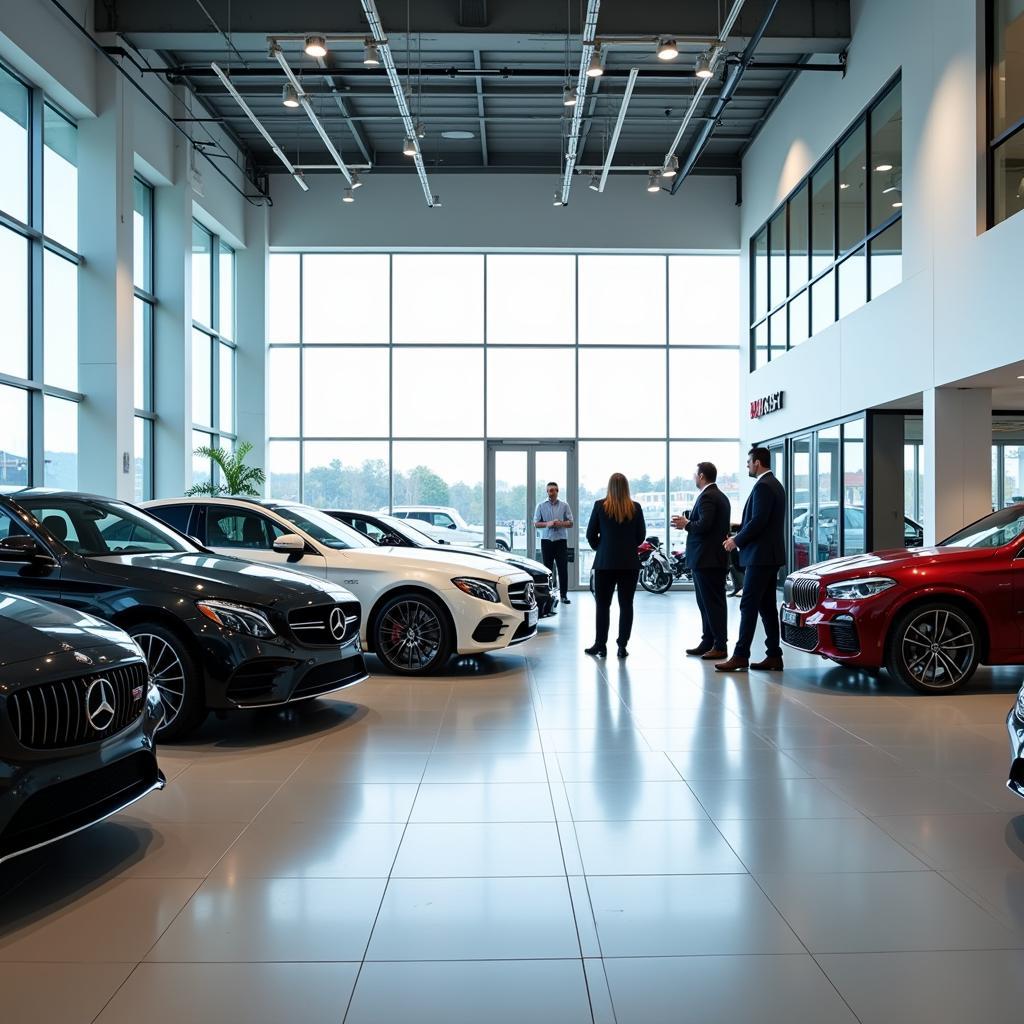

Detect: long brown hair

[603,473,634,523]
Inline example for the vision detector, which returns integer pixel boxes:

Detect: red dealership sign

[750,391,784,420]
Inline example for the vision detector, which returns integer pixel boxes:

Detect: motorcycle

[638,535,689,593]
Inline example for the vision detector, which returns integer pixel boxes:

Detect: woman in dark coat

[585,472,646,658]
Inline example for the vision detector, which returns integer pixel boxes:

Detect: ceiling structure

[99,0,851,201]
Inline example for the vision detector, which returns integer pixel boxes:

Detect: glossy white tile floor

[4,591,1024,1023]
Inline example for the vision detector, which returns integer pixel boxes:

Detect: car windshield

[377,515,437,546]
[272,504,374,550]
[17,497,197,557]
[941,505,1024,548]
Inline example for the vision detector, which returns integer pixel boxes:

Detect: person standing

[716,446,787,672]
[534,482,574,605]
[585,473,647,658]
[672,461,732,661]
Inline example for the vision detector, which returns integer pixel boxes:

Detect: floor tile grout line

[339,676,455,1024]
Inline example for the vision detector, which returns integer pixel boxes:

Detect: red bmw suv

[780,504,1024,693]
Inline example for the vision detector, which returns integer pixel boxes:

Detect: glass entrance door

[486,442,577,589]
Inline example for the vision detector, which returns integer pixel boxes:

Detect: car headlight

[825,577,897,600]
[451,577,500,603]
[1016,687,1024,724]
[196,600,277,638]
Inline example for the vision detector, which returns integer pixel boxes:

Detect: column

[234,198,268,476]
[922,387,992,544]
[869,414,906,550]
[76,60,134,498]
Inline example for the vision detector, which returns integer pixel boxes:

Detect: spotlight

[553,192,564,206]
[562,86,578,107]
[657,37,679,61]
[282,83,300,108]
[587,51,604,78]
[646,171,660,193]
[415,122,426,139]
[588,173,600,191]
[875,163,893,172]
[342,187,355,203]
[695,51,713,79]
[891,189,903,208]
[839,182,850,190]
[304,35,328,58]
[661,154,679,178]
[403,136,417,157]
[432,194,443,207]
[362,41,380,66]
[350,173,363,189]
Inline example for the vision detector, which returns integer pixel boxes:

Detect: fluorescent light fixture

[342,187,355,203]
[363,41,380,66]
[657,37,679,60]
[403,136,417,156]
[875,163,893,172]
[304,35,328,58]
[695,51,714,78]
[588,173,600,191]
[661,154,679,178]
[587,51,604,77]
[211,62,308,191]
[562,86,578,107]
[441,130,475,140]
[647,170,660,192]
[282,83,300,108]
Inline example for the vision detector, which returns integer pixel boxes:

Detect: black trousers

[691,566,728,651]
[541,538,569,598]
[593,568,640,646]
[733,563,783,660]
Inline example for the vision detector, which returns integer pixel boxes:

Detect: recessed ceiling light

[875,163,893,172]
[304,35,328,58]
[656,37,679,61]
[441,130,475,140]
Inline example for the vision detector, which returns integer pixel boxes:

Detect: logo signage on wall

[750,391,784,420]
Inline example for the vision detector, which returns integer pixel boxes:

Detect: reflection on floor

[3,591,1024,1023]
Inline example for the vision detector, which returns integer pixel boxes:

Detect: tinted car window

[206,510,284,549]
[270,504,374,550]
[351,516,387,543]
[431,513,455,528]
[0,507,29,541]
[152,504,192,535]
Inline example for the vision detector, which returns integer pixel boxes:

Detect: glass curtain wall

[990,0,1024,225]
[267,252,743,584]
[750,76,902,368]
[191,221,236,488]
[133,177,155,499]
[0,64,81,487]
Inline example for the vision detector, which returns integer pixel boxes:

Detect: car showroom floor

[2,591,1024,1024]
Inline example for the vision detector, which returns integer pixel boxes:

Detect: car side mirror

[0,536,47,564]
[273,533,305,557]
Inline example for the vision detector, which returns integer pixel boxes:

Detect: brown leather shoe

[751,656,784,671]
[701,648,727,660]
[685,644,712,657]
[714,657,749,672]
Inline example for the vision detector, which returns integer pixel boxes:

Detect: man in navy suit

[715,446,787,673]
[672,461,732,660]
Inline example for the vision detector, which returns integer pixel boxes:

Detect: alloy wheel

[900,608,976,689]
[379,600,443,671]
[133,632,187,726]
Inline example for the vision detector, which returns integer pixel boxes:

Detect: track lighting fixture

[587,51,604,78]
[282,83,300,108]
[562,86,578,107]
[304,35,328,58]
[891,190,903,208]
[661,154,679,178]
[403,136,417,157]
[350,172,363,189]
[588,174,600,191]
[415,122,426,139]
[695,51,713,79]
[553,192,564,206]
[362,41,380,66]
[657,37,679,61]
[342,187,355,203]
[432,194,443,207]
[647,171,661,193]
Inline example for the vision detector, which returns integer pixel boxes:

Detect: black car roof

[1,489,116,503]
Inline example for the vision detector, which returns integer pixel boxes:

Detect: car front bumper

[190,621,369,709]
[779,596,894,666]
[0,688,165,865]
[1006,706,1024,799]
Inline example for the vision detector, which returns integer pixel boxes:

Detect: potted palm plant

[186,440,266,497]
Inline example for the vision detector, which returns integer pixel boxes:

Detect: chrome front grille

[8,661,149,750]
[507,580,538,610]
[287,601,361,646]
[785,577,821,612]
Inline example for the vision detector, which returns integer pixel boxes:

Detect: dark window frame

[986,0,1024,227]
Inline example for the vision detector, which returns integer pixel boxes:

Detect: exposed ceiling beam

[473,49,488,166]
[559,0,601,205]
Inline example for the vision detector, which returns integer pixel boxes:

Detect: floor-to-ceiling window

[989,0,1024,226]
[133,177,155,500]
[191,221,236,488]
[0,64,81,488]
[266,252,742,585]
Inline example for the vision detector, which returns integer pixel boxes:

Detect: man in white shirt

[534,482,574,604]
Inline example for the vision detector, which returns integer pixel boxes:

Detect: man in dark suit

[716,446,787,673]
[672,461,732,660]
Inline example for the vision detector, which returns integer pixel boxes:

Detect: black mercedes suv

[0,491,367,740]
[0,592,165,865]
